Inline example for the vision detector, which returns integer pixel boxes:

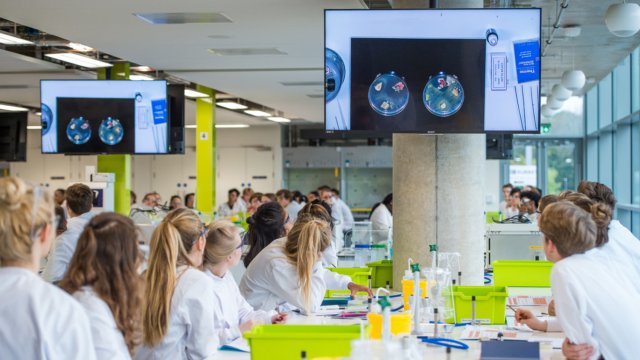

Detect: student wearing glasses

[136,208,218,360]
[0,177,96,359]
[203,220,287,345]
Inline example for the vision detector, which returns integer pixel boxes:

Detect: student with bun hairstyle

[60,213,144,359]
[0,177,96,359]
[136,208,218,360]
[239,214,372,314]
[243,201,288,268]
[203,220,287,345]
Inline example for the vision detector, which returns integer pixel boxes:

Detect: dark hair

[502,183,513,189]
[130,191,137,205]
[184,193,195,207]
[243,202,287,267]
[520,191,541,208]
[169,195,182,209]
[302,200,334,230]
[331,188,340,196]
[228,188,240,196]
[370,193,392,219]
[577,181,617,209]
[249,192,263,203]
[308,190,320,198]
[276,189,292,201]
[510,187,521,196]
[317,185,331,192]
[60,213,144,355]
[55,188,66,195]
[242,188,253,196]
[291,191,304,203]
[66,183,93,215]
[262,193,276,202]
[54,205,67,235]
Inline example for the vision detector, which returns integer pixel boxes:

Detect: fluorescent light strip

[216,101,248,110]
[185,124,249,129]
[45,53,112,68]
[129,74,155,81]
[131,66,153,72]
[244,109,271,117]
[0,103,29,111]
[27,125,42,130]
[67,42,93,52]
[0,31,33,45]
[267,116,291,123]
[184,89,211,98]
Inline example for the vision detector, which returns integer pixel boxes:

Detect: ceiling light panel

[134,12,232,24]
[45,53,112,68]
[184,89,211,98]
[244,109,271,117]
[267,117,291,123]
[0,103,29,111]
[208,48,286,56]
[216,124,250,128]
[129,74,155,81]
[216,101,248,110]
[0,30,33,45]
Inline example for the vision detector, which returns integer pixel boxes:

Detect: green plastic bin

[243,325,362,360]
[325,267,372,298]
[445,286,508,324]
[493,260,553,287]
[366,260,393,288]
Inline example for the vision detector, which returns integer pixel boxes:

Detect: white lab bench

[485,223,544,266]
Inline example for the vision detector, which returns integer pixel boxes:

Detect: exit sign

[541,123,551,134]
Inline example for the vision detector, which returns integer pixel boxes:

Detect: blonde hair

[142,208,204,346]
[0,177,54,264]
[203,220,240,265]
[539,201,597,258]
[284,214,332,313]
[557,191,612,246]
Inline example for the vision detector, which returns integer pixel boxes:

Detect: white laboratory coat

[216,201,245,218]
[43,211,96,282]
[0,267,96,360]
[286,200,304,222]
[602,220,640,293]
[73,286,131,360]
[335,198,354,230]
[135,266,219,360]
[204,268,273,345]
[239,238,351,314]
[370,204,392,244]
[551,249,640,360]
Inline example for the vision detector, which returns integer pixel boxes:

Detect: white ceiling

[1,0,639,125]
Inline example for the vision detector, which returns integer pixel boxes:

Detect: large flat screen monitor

[325,9,541,134]
[41,80,171,154]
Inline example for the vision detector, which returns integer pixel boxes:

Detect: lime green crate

[493,260,553,287]
[325,267,372,298]
[485,211,501,224]
[366,260,393,288]
[244,325,362,360]
[445,286,508,325]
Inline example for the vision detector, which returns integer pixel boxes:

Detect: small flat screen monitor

[325,9,541,134]
[41,80,170,154]
[0,112,27,162]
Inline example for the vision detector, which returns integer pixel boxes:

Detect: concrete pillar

[392,0,486,289]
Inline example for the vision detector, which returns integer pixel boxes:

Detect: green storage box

[446,286,508,325]
[366,260,393,288]
[325,267,372,298]
[493,260,553,287]
[485,211,501,224]
[243,325,362,360]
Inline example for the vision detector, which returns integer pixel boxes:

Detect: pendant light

[605,1,640,37]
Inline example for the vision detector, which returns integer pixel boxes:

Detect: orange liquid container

[367,313,412,339]
[401,279,427,310]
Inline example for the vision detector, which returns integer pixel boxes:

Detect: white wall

[484,159,502,212]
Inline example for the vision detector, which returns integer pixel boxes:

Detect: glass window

[614,124,632,203]
[633,212,640,238]
[586,138,599,181]
[633,122,640,205]
[599,132,613,187]
[598,74,613,128]
[613,56,631,120]
[618,209,632,231]
[633,49,640,113]
[586,87,599,134]
[509,142,538,189]
[546,141,577,194]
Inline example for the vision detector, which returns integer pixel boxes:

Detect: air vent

[280,81,324,86]
[306,94,324,98]
[134,12,232,24]
[208,48,286,56]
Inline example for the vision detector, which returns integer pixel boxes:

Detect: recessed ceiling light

[216,124,249,128]
[216,101,248,110]
[0,30,33,45]
[129,74,155,81]
[184,89,211,98]
[45,53,112,68]
[27,125,42,130]
[184,124,197,129]
[131,66,153,72]
[0,103,29,111]
[267,116,291,123]
[244,109,271,117]
[35,112,42,116]
[67,42,94,52]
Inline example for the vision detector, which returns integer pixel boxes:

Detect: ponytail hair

[143,208,203,346]
[203,220,240,265]
[284,214,332,313]
[557,191,612,246]
[60,213,144,355]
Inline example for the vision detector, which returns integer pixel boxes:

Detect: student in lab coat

[59,212,144,360]
[0,177,96,359]
[369,193,392,244]
[203,220,287,345]
[298,201,338,267]
[538,202,640,359]
[243,202,288,268]
[136,208,219,360]
[239,213,373,314]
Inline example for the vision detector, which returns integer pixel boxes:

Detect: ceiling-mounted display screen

[41,80,169,154]
[325,9,541,134]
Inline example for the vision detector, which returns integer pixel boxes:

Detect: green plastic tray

[243,325,362,360]
[493,260,553,287]
[366,260,393,288]
[445,286,508,324]
[325,267,371,298]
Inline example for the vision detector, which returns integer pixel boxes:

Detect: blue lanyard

[417,336,469,350]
